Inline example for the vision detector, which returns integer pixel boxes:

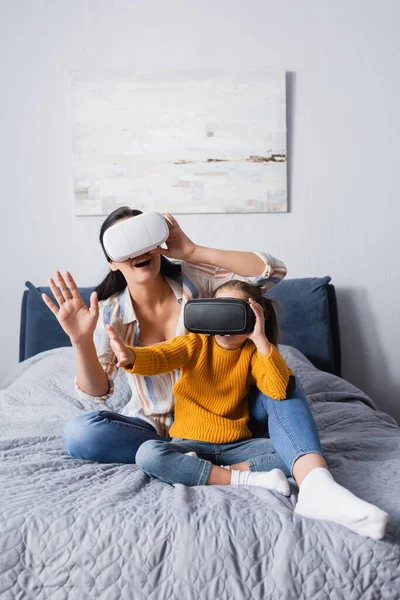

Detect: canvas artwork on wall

[71,69,287,215]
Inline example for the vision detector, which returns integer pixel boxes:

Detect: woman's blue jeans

[63,379,324,476]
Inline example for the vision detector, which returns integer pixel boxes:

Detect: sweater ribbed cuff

[122,346,152,375]
[256,345,293,400]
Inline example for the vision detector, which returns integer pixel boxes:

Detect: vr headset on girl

[103,211,255,336]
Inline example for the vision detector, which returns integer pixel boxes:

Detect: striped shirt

[75,253,287,437]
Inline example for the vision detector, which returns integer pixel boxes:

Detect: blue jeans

[63,380,324,475]
[63,411,160,463]
[136,437,291,486]
[248,380,324,474]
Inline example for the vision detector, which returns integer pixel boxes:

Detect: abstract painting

[72,69,287,215]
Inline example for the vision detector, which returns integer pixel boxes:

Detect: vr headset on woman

[103,211,169,262]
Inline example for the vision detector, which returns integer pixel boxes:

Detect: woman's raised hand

[42,271,99,345]
[149,213,197,262]
[105,324,135,368]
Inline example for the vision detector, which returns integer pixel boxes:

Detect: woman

[43,207,388,539]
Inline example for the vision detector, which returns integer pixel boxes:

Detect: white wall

[1,0,399,423]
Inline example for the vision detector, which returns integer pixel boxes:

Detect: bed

[1,276,399,599]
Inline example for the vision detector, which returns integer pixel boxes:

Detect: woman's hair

[212,280,279,345]
[96,206,181,301]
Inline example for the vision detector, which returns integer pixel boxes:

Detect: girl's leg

[216,437,291,477]
[63,411,160,463]
[249,381,388,539]
[136,438,288,495]
[211,438,291,495]
[248,379,325,478]
[206,464,289,496]
[135,438,214,485]
[294,466,388,539]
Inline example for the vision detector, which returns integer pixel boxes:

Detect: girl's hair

[96,206,181,301]
[212,280,279,345]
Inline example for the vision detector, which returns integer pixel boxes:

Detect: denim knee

[63,411,102,460]
[135,439,161,473]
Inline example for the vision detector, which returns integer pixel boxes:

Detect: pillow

[265,276,340,375]
[20,282,95,362]
[20,277,341,376]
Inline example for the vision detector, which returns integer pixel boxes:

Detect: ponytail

[95,270,127,302]
[160,255,182,278]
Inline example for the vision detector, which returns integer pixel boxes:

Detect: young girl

[106,280,296,495]
[106,278,389,540]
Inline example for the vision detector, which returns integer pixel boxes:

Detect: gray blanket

[1,346,399,600]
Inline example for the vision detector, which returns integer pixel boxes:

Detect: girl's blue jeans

[63,379,324,478]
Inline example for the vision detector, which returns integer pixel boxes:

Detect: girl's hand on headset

[247,298,271,354]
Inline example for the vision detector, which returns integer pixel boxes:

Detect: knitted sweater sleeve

[250,345,294,400]
[123,333,201,376]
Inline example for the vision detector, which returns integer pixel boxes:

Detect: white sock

[294,467,388,540]
[230,468,290,497]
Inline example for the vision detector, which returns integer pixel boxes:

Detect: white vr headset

[103,212,170,262]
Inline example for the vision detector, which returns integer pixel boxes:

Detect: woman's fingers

[49,277,65,307]
[64,271,81,300]
[42,293,59,315]
[89,291,99,317]
[165,212,178,226]
[149,247,170,257]
[55,271,72,301]
[164,214,174,229]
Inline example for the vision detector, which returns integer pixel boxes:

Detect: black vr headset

[184,298,255,336]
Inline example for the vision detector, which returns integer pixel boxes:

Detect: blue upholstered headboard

[19,277,341,376]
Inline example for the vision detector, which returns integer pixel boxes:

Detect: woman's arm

[42,271,116,399]
[188,247,265,277]
[73,338,110,397]
[150,213,287,294]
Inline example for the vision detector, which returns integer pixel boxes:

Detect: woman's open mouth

[133,257,152,268]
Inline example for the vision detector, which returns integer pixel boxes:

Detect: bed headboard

[20,276,341,376]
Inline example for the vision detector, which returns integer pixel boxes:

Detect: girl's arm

[250,347,294,400]
[248,298,294,400]
[107,326,201,376]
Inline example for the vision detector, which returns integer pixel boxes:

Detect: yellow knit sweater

[124,334,293,444]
